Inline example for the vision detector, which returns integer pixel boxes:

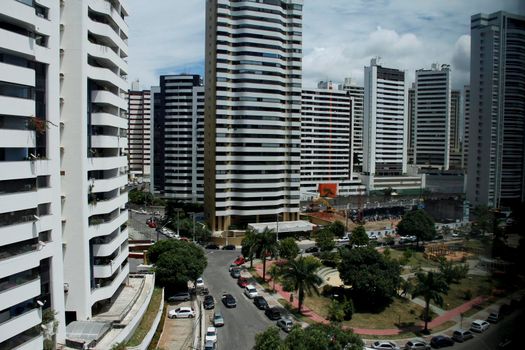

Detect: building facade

[407,85,415,165]
[204,0,303,231]
[152,75,204,202]
[127,83,151,182]
[462,85,470,170]
[467,11,525,207]
[449,89,462,169]
[301,82,351,196]
[414,64,451,170]
[341,78,364,174]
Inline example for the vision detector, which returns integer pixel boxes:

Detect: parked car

[305,246,319,253]
[253,296,269,310]
[222,244,236,250]
[244,284,258,299]
[167,292,191,302]
[452,329,474,342]
[430,335,454,348]
[168,306,195,319]
[204,340,216,350]
[233,256,246,265]
[276,318,294,332]
[487,311,500,323]
[205,326,217,343]
[213,310,224,327]
[230,268,241,278]
[371,340,400,350]
[470,319,490,332]
[203,295,215,310]
[265,307,281,320]
[404,338,430,350]
[205,244,220,250]
[228,263,238,272]
[337,235,350,243]
[221,293,237,308]
[196,277,205,288]
[237,277,249,288]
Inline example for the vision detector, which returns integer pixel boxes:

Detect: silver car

[276,318,294,332]
[404,339,430,350]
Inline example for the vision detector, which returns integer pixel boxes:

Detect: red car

[233,256,246,265]
[237,277,249,288]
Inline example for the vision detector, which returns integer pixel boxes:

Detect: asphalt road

[202,249,275,350]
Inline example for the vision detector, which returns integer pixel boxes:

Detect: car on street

[233,256,246,265]
[204,340,216,350]
[167,291,191,302]
[305,246,319,253]
[196,277,205,288]
[487,310,500,323]
[470,319,490,332]
[228,263,237,272]
[222,244,236,250]
[253,296,269,310]
[168,306,195,319]
[205,244,220,250]
[213,310,224,327]
[203,295,215,310]
[430,335,454,348]
[265,307,281,320]
[403,339,430,350]
[230,268,241,278]
[276,318,294,332]
[337,235,350,243]
[244,284,258,298]
[221,293,237,308]
[452,329,473,342]
[371,340,400,350]
[237,277,249,288]
[205,326,217,343]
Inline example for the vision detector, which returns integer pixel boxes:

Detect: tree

[285,324,363,350]
[438,257,468,284]
[397,209,436,247]
[254,327,286,350]
[411,271,449,333]
[267,263,281,292]
[148,240,207,292]
[253,227,279,281]
[241,227,258,268]
[350,225,369,246]
[471,205,494,236]
[281,256,322,314]
[339,247,401,310]
[383,186,394,198]
[279,237,300,260]
[315,228,336,252]
[327,220,346,238]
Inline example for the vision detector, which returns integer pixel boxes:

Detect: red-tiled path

[254,261,486,336]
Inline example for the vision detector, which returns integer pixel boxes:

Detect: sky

[127,0,524,91]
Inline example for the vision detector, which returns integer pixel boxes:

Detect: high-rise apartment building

[301,82,351,196]
[467,11,525,207]
[204,0,303,231]
[152,75,204,202]
[407,85,415,165]
[414,64,451,170]
[127,82,151,182]
[449,89,462,169]
[0,1,66,347]
[341,78,364,174]
[363,58,408,178]
[60,0,130,323]
[462,85,470,169]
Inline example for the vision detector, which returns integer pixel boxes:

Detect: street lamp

[156,219,172,242]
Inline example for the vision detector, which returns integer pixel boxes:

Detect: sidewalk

[251,260,494,336]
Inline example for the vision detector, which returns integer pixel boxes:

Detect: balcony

[0,95,35,117]
[91,174,127,193]
[87,155,127,171]
[0,278,40,312]
[93,248,128,278]
[87,18,127,54]
[91,90,127,110]
[91,111,127,129]
[91,262,129,305]
[87,43,127,74]
[0,307,40,344]
[88,191,127,216]
[92,229,127,257]
[88,0,129,35]
[88,209,128,239]
[88,64,127,91]
[91,134,127,149]
[0,28,36,58]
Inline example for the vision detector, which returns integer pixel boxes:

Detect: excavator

[307,197,335,213]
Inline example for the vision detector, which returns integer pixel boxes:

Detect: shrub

[342,298,354,320]
[464,289,473,300]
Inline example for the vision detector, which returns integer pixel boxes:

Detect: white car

[404,338,431,349]
[205,326,217,343]
[168,306,195,319]
[196,277,204,288]
[337,235,350,243]
[470,319,490,332]
[244,284,258,299]
[371,340,400,350]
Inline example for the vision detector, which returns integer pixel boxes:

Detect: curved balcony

[87,43,128,74]
[93,248,128,278]
[87,19,127,55]
[0,28,36,58]
[0,129,36,149]
[88,0,129,36]
[0,308,40,344]
[0,95,35,117]
[87,155,127,171]
[91,112,127,129]
[0,278,40,312]
[91,262,129,305]
[88,209,128,240]
[91,90,127,110]
[91,174,127,193]
[88,192,127,216]
[92,229,127,257]
[91,134,127,149]
[87,65,127,91]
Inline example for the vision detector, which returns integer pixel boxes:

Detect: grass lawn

[127,287,163,347]
[387,249,439,269]
[436,275,493,310]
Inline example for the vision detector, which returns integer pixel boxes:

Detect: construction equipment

[308,197,335,213]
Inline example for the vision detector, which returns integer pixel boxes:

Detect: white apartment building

[301,82,351,196]
[127,82,151,182]
[407,85,415,164]
[414,64,451,170]
[152,75,204,202]
[449,89,462,169]
[363,58,408,177]
[60,0,129,323]
[462,85,470,170]
[341,77,364,174]
[0,0,66,347]
[204,0,303,231]
[467,11,525,207]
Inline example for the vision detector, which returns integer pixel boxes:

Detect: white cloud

[452,35,471,72]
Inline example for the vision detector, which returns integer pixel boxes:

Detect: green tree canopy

[254,327,286,350]
[241,227,258,268]
[279,237,300,260]
[411,271,449,333]
[339,247,401,310]
[438,257,468,284]
[350,225,369,246]
[327,220,346,238]
[285,324,363,350]
[281,256,322,314]
[315,228,336,252]
[471,205,494,235]
[253,227,279,280]
[397,209,436,246]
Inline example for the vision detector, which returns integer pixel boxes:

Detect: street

[202,249,275,350]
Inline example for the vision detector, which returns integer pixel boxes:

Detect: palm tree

[281,256,322,314]
[411,271,449,333]
[267,263,281,292]
[241,227,258,269]
[253,227,279,280]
